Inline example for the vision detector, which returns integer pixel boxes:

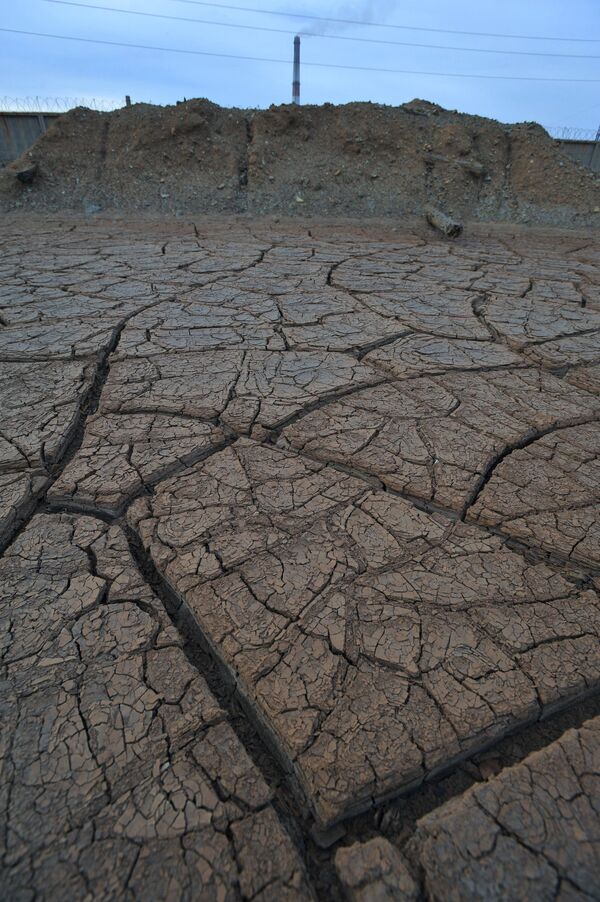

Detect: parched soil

[2,98,600,226]
[1,213,600,900]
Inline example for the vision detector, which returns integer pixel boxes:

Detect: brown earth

[2,213,600,899]
[1,98,599,226]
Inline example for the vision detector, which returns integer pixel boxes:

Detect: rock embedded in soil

[425,205,463,237]
[15,163,37,184]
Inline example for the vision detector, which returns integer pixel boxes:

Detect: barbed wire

[0,95,127,112]
[545,125,599,141]
[1,99,598,142]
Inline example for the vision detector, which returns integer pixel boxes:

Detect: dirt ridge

[2,97,599,226]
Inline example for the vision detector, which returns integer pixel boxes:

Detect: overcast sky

[1,0,600,131]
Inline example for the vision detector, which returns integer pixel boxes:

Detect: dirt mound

[2,98,599,226]
[0,100,248,214]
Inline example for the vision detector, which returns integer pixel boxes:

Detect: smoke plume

[298,1,397,36]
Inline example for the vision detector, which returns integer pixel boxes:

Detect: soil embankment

[2,98,599,226]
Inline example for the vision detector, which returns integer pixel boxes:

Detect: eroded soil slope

[2,99,599,226]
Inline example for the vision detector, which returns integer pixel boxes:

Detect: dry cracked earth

[1,213,600,901]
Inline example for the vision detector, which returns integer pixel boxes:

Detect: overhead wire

[36,0,600,59]
[3,27,600,82]
[167,0,600,43]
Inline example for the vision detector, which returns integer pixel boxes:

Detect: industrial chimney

[292,35,300,105]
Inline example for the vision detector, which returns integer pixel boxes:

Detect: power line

[37,0,600,60]
[3,27,600,82]
[168,0,600,43]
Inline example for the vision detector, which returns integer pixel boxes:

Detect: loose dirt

[1,98,599,226]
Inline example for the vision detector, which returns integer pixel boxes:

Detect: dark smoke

[298,1,398,36]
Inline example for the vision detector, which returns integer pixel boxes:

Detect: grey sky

[1,0,600,131]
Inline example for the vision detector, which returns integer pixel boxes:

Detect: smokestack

[292,35,300,105]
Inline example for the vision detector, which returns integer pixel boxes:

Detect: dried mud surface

[1,213,600,900]
[1,99,600,227]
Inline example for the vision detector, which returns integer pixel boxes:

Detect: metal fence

[0,112,61,166]
[0,95,124,113]
[556,139,600,174]
[545,125,599,142]
[0,97,128,166]
[0,95,145,166]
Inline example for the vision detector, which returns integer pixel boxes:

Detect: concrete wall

[556,139,600,174]
[0,112,60,166]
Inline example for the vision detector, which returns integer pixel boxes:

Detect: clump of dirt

[2,98,599,226]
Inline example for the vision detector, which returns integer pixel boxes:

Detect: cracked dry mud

[1,214,600,900]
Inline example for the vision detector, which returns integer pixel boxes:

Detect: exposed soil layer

[2,98,599,226]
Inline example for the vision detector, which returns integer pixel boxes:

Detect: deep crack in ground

[2,214,600,900]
